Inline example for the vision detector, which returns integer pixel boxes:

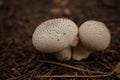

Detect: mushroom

[32,18,78,61]
[72,20,111,60]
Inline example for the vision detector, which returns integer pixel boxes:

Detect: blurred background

[0,0,120,80]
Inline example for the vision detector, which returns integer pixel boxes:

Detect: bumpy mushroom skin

[72,20,111,61]
[32,18,78,61]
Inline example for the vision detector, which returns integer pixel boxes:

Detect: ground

[0,0,120,80]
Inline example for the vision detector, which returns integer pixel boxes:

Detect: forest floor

[0,0,120,80]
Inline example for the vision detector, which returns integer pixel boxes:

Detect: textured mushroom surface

[79,20,111,51]
[32,18,78,53]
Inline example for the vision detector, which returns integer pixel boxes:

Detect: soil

[0,0,120,80]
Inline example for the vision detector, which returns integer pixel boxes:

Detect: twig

[34,72,114,78]
[39,60,112,74]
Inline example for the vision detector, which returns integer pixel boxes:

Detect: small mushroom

[72,20,111,60]
[32,18,78,61]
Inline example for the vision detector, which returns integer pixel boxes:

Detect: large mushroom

[32,18,78,61]
[72,20,111,60]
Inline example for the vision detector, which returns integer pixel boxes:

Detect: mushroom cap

[79,20,111,51]
[32,18,78,53]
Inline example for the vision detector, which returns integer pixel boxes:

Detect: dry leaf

[114,62,120,78]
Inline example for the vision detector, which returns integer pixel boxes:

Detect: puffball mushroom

[72,20,111,61]
[32,18,78,61]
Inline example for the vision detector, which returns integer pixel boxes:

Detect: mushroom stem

[70,36,79,47]
[72,44,91,61]
[55,46,71,61]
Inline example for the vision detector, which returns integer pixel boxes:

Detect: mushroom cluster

[32,19,111,61]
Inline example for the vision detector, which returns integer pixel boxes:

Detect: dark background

[0,0,120,80]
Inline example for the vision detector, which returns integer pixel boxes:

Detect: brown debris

[0,0,120,80]
[50,7,63,15]
[52,0,69,7]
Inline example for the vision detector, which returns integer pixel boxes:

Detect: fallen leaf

[114,62,120,78]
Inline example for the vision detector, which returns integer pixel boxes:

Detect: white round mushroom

[72,20,111,61]
[32,18,78,61]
